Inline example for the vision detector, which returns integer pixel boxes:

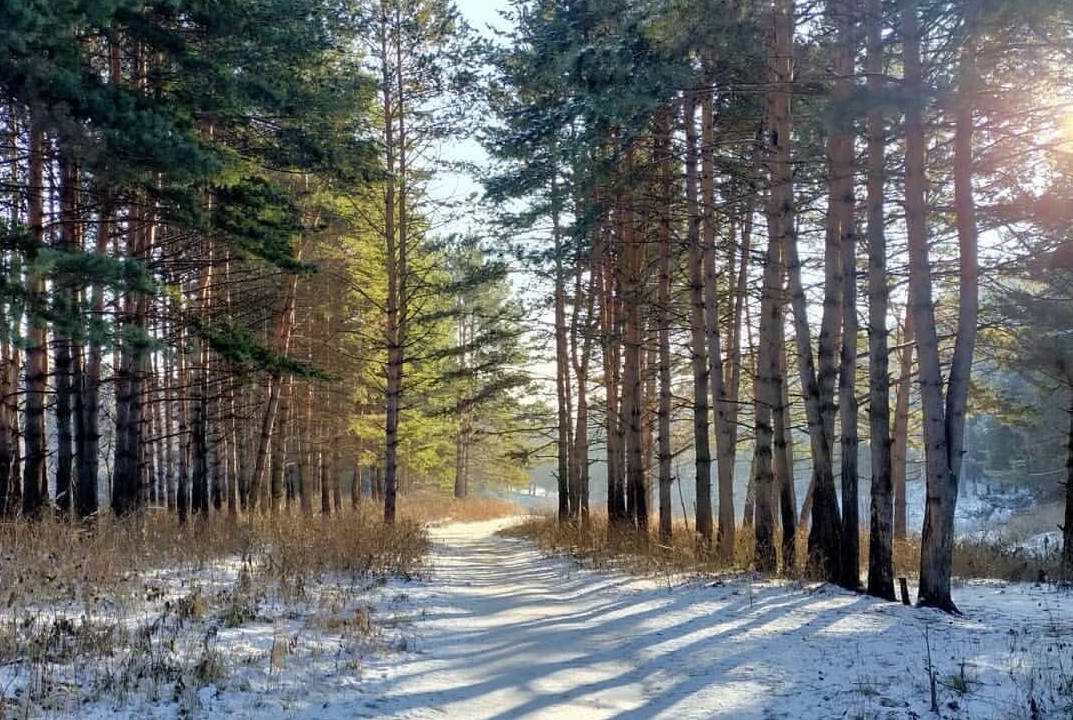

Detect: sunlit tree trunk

[910,0,979,612]
[776,0,843,582]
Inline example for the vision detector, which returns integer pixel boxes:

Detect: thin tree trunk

[685,90,714,543]
[569,246,595,527]
[552,170,572,521]
[775,304,797,569]
[656,107,674,543]
[701,91,737,559]
[602,222,627,525]
[271,375,294,514]
[622,147,647,531]
[0,336,16,518]
[891,305,914,539]
[320,443,332,517]
[332,442,343,514]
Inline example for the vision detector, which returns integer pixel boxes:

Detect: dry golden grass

[503,514,755,578]
[507,514,1063,585]
[0,486,524,613]
[0,503,433,611]
[397,490,525,524]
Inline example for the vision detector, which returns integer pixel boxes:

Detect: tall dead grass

[507,514,1062,584]
[0,504,432,610]
[397,490,525,523]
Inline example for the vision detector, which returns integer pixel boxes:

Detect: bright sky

[425,0,512,240]
[455,0,511,35]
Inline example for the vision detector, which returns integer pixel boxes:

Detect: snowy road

[349,519,1072,720]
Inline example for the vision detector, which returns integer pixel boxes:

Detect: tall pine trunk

[655,107,674,543]
[865,0,895,601]
[775,0,843,582]
[905,0,979,612]
[700,91,737,558]
[685,91,714,543]
[832,0,861,590]
[22,118,48,518]
[54,154,80,517]
[552,174,572,521]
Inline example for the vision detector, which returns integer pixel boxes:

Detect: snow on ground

[3,519,1072,719]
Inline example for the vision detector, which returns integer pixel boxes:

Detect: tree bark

[831,0,861,590]
[701,90,737,559]
[865,0,896,601]
[656,106,674,543]
[905,0,979,612]
[892,305,915,539]
[54,154,80,518]
[775,303,797,569]
[685,90,714,543]
[552,170,572,521]
[22,118,48,518]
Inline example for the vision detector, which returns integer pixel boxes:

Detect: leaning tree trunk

[905,0,979,613]
[777,0,844,579]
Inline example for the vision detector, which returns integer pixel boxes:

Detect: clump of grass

[0,502,435,718]
[260,508,430,590]
[504,514,755,578]
[952,537,1060,583]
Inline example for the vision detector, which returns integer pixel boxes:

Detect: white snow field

[3,518,1071,719]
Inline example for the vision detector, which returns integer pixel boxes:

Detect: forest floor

[5,517,1072,719]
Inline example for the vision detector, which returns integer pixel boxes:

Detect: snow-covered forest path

[352,519,1070,720]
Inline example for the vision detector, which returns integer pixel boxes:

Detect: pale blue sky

[455,0,510,36]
